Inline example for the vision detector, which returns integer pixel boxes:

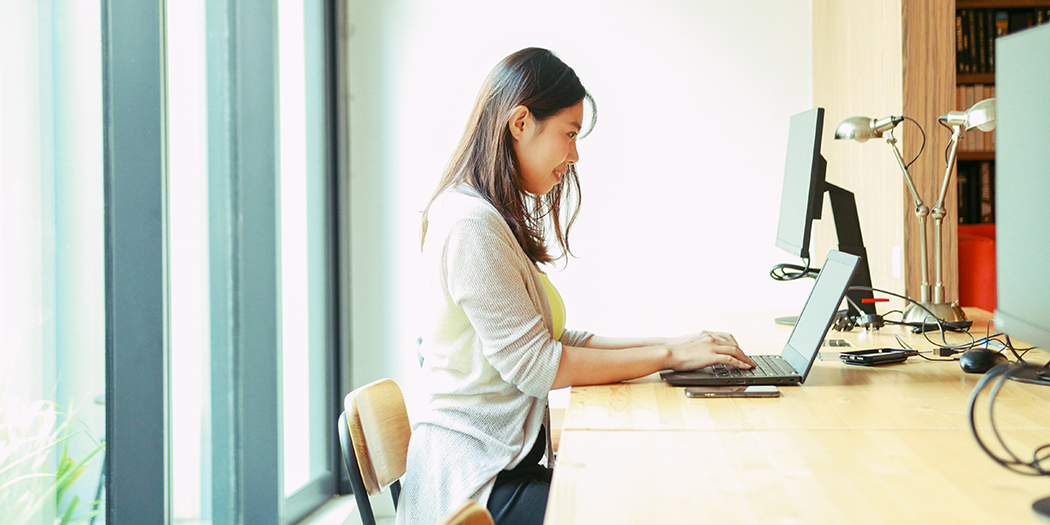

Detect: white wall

[346,0,816,403]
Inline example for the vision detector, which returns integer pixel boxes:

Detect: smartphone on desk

[839,348,910,366]
[684,385,780,398]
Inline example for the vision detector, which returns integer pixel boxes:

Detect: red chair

[958,223,996,311]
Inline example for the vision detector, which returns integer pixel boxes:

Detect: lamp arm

[931,125,962,304]
[933,125,963,214]
[886,128,924,209]
[885,128,932,303]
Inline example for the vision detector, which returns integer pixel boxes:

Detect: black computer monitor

[994,24,1050,388]
[775,108,827,261]
[773,108,875,323]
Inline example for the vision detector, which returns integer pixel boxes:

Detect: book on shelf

[966,84,975,150]
[957,160,995,225]
[988,85,996,150]
[958,163,973,224]
[977,9,988,73]
[969,9,979,73]
[956,7,1050,75]
[979,160,994,224]
[970,83,978,150]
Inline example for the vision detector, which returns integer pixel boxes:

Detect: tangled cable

[967,363,1050,477]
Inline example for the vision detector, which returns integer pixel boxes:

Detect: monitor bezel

[774,107,827,260]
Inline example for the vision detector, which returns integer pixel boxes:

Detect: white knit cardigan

[395,184,592,525]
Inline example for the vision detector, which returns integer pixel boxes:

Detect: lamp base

[902,301,968,324]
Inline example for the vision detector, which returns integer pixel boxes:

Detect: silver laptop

[661,250,859,386]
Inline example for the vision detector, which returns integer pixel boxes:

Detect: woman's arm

[550,331,757,389]
[583,335,668,349]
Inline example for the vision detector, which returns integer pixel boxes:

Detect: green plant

[54,435,104,525]
[0,399,105,525]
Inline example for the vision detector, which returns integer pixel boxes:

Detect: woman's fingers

[722,356,755,370]
[701,330,742,349]
[689,342,756,370]
[714,342,756,367]
[714,331,740,348]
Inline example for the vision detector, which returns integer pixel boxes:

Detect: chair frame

[338,378,409,525]
[338,411,398,525]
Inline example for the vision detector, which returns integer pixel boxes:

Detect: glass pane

[279,0,330,496]
[1,1,106,523]
[167,0,212,523]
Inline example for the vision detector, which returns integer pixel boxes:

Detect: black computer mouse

[959,348,1008,374]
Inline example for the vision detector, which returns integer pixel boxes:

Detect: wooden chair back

[345,378,411,495]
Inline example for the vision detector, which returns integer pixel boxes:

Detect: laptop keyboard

[709,355,794,377]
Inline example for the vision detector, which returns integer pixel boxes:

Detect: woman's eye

[568,132,578,140]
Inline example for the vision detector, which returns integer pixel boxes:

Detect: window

[0,1,106,522]
[166,0,339,522]
[3,2,341,522]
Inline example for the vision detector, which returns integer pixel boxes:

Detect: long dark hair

[421,47,597,265]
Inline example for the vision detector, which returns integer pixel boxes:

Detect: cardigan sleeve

[559,329,593,348]
[441,216,563,399]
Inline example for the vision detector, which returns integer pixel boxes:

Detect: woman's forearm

[551,331,756,390]
[582,334,669,350]
[550,344,672,389]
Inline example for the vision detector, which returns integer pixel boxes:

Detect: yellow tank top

[538,272,566,340]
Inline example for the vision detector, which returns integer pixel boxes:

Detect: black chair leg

[339,411,376,525]
[391,480,401,509]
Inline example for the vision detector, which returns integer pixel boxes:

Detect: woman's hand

[664,331,757,371]
[552,331,757,389]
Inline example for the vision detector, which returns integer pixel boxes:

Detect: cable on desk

[883,300,1046,368]
[967,363,1050,477]
[770,257,819,282]
[847,286,976,349]
[894,334,957,362]
[1003,334,1040,364]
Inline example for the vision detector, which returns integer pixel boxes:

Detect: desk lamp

[834,115,940,323]
[932,98,996,321]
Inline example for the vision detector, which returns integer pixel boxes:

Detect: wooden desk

[546,308,1050,524]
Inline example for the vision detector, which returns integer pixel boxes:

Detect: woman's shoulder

[430,184,506,232]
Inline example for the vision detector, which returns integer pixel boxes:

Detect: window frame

[103,0,344,522]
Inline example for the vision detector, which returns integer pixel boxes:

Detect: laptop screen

[780,251,859,381]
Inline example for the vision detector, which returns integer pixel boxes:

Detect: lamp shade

[940,98,995,131]
[966,97,996,131]
[834,116,879,143]
[834,115,903,143]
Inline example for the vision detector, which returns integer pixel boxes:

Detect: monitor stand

[1008,365,1050,387]
[773,183,876,327]
[1006,365,1050,519]
[775,310,850,328]
[826,183,876,320]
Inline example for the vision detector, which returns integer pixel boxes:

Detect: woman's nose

[567,140,579,165]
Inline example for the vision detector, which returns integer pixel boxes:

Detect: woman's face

[510,102,583,196]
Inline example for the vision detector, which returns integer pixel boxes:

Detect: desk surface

[546,308,1050,524]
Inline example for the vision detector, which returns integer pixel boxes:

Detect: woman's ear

[508,105,531,141]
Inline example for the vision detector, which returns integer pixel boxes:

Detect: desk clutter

[547,308,1050,524]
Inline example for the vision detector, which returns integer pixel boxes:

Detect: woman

[397,48,755,525]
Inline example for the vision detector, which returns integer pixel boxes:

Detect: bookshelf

[813,0,1048,309]
[954,1,1050,226]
